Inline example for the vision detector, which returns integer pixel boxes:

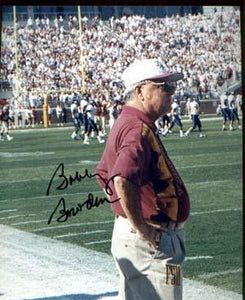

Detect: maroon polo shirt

[96,106,190,223]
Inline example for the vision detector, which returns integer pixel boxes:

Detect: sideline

[8,116,225,134]
[0,225,242,300]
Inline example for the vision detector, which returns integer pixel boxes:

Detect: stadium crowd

[0,8,242,139]
[1,8,241,105]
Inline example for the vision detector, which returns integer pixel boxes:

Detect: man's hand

[113,176,161,250]
[139,223,159,250]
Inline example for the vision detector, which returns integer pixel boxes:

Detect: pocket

[152,230,186,264]
[152,231,175,259]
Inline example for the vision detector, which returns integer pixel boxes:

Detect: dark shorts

[87,118,99,134]
[73,118,81,131]
[162,115,171,125]
[191,114,201,129]
[169,115,183,129]
[221,108,232,121]
[231,109,239,121]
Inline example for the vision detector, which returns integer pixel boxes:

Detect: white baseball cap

[122,59,183,95]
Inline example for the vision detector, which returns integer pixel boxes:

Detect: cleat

[97,136,105,143]
[71,132,77,139]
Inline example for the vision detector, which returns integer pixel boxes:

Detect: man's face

[140,80,176,120]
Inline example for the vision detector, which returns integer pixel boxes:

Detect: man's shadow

[22,258,162,300]
[115,258,162,300]
[23,291,117,300]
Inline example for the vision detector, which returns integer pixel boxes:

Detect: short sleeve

[96,151,108,188]
[110,125,150,186]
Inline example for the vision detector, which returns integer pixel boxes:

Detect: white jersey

[236,95,242,108]
[220,94,228,109]
[189,100,200,115]
[70,103,79,118]
[171,102,181,116]
[80,99,88,112]
[56,106,62,117]
[85,103,95,120]
[228,95,235,110]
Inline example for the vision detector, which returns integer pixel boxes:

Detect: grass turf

[0,119,242,294]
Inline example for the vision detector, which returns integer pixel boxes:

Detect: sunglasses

[140,81,177,92]
[150,81,177,92]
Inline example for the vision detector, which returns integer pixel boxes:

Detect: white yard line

[172,151,241,159]
[11,219,47,225]
[0,224,241,300]
[0,151,55,158]
[185,256,213,261]
[84,239,111,245]
[32,220,114,232]
[79,160,100,164]
[191,208,241,216]
[0,209,17,214]
[0,214,36,220]
[1,190,103,202]
[0,178,46,184]
[178,162,241,169]
[188,179,237,186]
[53,230,106,239]
[198,269,242,279]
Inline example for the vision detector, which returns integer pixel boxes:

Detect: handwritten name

[48,194,119,224]
[46,163,120,224]
[46,163,116,197]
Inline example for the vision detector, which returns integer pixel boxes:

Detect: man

[228,92,242,130]
[100,97,108,136]
[70,100,83,140]
[220,91,233,131]
[56,103,64,126]
[96,59,190,300]
[108,100,119,130]
[83,99,104,145]
[0,105,13,141]
[162,97,184,137]
[235,93,242,116]
[185,97,205,138]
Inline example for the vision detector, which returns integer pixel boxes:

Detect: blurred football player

[0,105,13,141]
[185,97,205,138]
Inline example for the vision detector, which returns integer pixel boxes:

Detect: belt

[147,221,184,232]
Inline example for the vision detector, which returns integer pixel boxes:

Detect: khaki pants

[111,216,186,300]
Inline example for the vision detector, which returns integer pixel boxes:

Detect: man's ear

[135,86,144,101]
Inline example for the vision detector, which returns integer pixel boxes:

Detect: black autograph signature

[46,163,120,224]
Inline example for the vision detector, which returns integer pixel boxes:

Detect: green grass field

[0,119,242,294]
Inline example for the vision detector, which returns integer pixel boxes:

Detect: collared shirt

[96,106,190,223]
